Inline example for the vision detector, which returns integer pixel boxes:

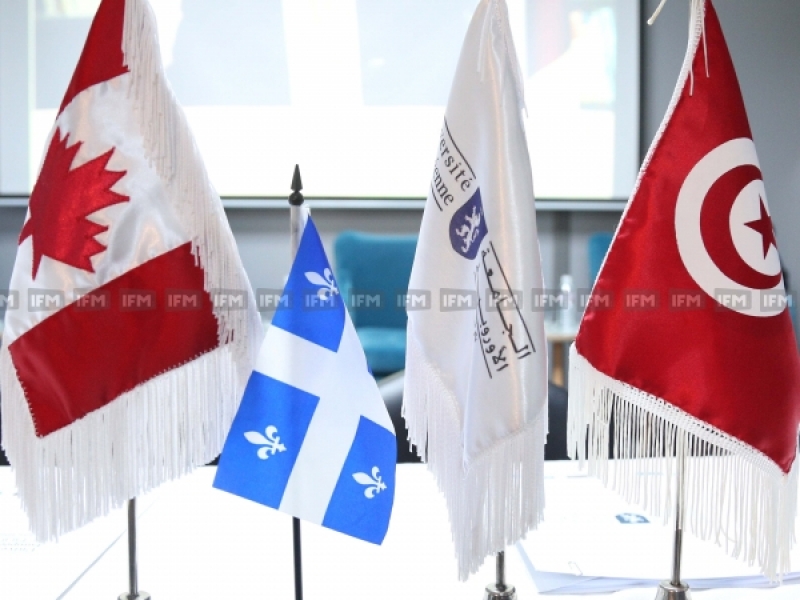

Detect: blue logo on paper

[449,189,488,259]
[615,513,649,524]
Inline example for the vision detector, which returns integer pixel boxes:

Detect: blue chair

[588,232,614,285]
[334,231,418,377]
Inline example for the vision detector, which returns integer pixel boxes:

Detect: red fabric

[9,243,220,437]
[59,0,128,115]
[576,1,800,473]
[20,132,128,279]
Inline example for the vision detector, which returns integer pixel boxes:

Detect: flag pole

[484,551,516,600]
[117,497,150,600]
[656,3,696,598]
[655,438,690,600]
[289,164,305,600]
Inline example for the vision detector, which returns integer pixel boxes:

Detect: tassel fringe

[0,0,263,541]
[568,344,799,580]
[122,0,263,384]
[1,344,242,540]
[403,326,546,580]
[477,0,527,114]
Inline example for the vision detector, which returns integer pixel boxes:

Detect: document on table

[516,461,800,595]
[0,468,153,600]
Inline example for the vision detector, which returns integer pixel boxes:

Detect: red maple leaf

[20,129,129,279]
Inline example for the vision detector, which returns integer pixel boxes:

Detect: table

[3,462,800,599]
[1,464,534,599]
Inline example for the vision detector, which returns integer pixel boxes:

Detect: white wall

[229,0,800,305]
[1,0,798,326]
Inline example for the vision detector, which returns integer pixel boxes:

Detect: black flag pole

[292,517,304,600]
[289,164,304,600]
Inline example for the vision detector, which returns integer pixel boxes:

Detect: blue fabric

[449,188,488,260]
[272,219,345,352]
[322,416,397,544]
[588,232,613,285]
[334,232,417,330]
[356,327,407,375]
[214,215,396,545]
[334,232,417,375]
[213,372,318,508]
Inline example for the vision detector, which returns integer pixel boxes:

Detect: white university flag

[403,0,549,580]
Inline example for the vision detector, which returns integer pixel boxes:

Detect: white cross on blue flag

[214,215,396,544]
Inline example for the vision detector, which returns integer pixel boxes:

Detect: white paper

[516,461,800,594]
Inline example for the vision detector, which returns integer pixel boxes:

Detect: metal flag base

[483,583,517,600]
[118,594,151,600]
[655,580,691,600]
[484,551,517,600]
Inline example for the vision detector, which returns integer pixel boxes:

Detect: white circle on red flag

[729,179,781,276]
[675,137,785,317]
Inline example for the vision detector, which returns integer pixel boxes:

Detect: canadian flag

[568,0,800,579]
[0,0,262,540]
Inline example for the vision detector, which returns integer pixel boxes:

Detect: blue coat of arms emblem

[449,189,488,260]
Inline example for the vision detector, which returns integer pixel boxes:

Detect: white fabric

[256,321,394,523]
[0,0,262,541]
[5,76,186,343]
[403,0,548,580]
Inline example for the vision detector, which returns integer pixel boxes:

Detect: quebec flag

[214,214,397,544]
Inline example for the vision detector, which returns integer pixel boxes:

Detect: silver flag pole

[655,437,690,600]
[484,551,517,600]
[289,164,305,600]
[118,497,150,600]
[655,3,698,598]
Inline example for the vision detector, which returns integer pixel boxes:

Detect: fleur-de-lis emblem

[244,425,287,460]
[352,466,387,499]
[305,268,339,300]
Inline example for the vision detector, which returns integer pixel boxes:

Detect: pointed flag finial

[289,164,304,206]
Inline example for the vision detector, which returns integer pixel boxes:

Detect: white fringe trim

[477,0,527,114]
[403,326,546,580]
[0,0,264,542]
[1,343,243,541]
[122,0,263,382]
[568,344,799,580]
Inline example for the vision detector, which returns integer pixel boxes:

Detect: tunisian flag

[0,0,262,540]
[568,0,800,579]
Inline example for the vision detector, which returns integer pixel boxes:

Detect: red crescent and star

[744,197,777,259]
